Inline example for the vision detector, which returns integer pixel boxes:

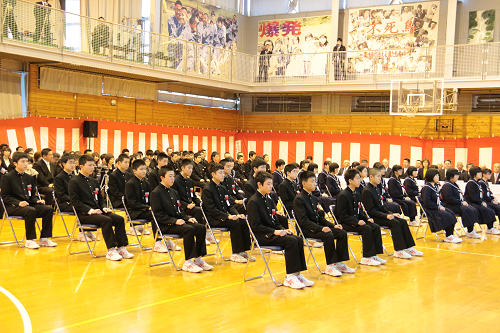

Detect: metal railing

[1,0,500,86]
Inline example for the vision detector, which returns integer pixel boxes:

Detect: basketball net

[402,102,420,117]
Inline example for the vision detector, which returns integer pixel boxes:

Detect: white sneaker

[272,250,284,255]
[325,264,342,277]
[39,238,57,247]
[311,242,323,248]
[194,258,214,271]
[182,260,203,273]
[166,239,181,251]
[452,235,463,242]
[443,235,462,243]
[154,241,169,253]
[106,248,122,261]
[86,231,100,241]
[360,257,381,266]
[466,230,481,239]
[117,246,134,259]
[283,275,306,289]
[206,232,218,244]
[394,250,412,259]
[408,220,420,227]
[487,227,500,235]
[205,239,211,245]
[230,253,247,263]
[240,252,256,262]
[77,232,91,242]
[296,274,315,286]
[25,239,40,249]
[127,227,141,236]
[404,248,424,256]
[335,262,355,273]
[136,225,150,235]
[372,256,387,264]
[381,230,387,235]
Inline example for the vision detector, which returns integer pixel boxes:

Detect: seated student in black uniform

[464,166,499,235]
[421,168,462,243]
[278,163,300,217]
[1,152,56,249]
[69,154,133,261]
[148,152,169,191]
[54,154,99,242]
[263,154,271,173]
[296,160,310,185]
[388,165,418,225]
[107,153,131,209]
[373,162,401,214]
[234,155,247,184]
[294,171,354,276]
[481,168,500,224]
[363,168,423,259]
[220,158,246,215]
[172,159,205,224]
[201,163,253,263]
[334,169,385,266]
[247,171,311,289]
[151,166,212,273]
[403,166,420,206]
[325,162,342,200]
[273,159,286,191]
[440,168,482,239]
[243,151,256,180]
[355,165,368,197]
[243,158,268,199]
[33,148,56,206]
[306,163,335,213]
[318,160,331,194]
[192,152,209,188]
[167,151,181,175]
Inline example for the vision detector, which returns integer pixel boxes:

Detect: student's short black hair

[172,151,179,156]
[220,158,234,166]
[154,150,160,155]
[351,161,360,168]
[255,171,273,187]
[209,163,224,175]
[157,152,168,161]
[356,165,366,173]
[483,168,492,175]
[41,148,52,157]
[251,158,267,170]
[324,160,331,167]
[60,154,75,165]
[425,168,439,183]
[79,154,94,166]
[328,162,339,173]
[373,162,384,170]
[174,0,182,6]
[194,152,201,159]
[116,153,130,163]
[84,149,92,154]
[403,158,410,163]
[299,170,316,185]
[306,156,313,161]
[361,159,368,164]
[369,167,381,177]
[299,160,309,169]
[444,159,451,164]
[337,37,342,42]
[392,164,402,173]
[469,166,482,178]
[275,159,286,168]
[146,149,154,156]
[446,168,459,180]
[122,148,129,154]
[307,163,318,172]
[406,166,417,176]
[344,169,360,184]
[249,151,256,158]
[284,163,299,175]
[132,159,146,170]
[12,152,28,163]
[180,158,193,168]
[158,165,174,178]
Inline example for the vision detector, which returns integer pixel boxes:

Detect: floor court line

[0,285,32,333]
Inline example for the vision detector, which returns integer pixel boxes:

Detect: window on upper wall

[288,0,299,14]
[65,0,81,52]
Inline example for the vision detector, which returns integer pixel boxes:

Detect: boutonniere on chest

[94,188,99,201]
[225,195,230,206]
[145,192,149,203]
[27,184,32,196]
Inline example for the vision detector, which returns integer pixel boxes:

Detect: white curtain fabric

[80,0,142,25]
[0,71,23,118]
[103,77,156,100]
[158,92,236,109]
[40,67,103,95]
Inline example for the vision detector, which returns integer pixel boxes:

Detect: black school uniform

[420,183,457,233]
[440,181,478,229]
[108,168,132,209]
[388,177,417,220]
[53,170,74,212]
[172,174,204,224]
[325,174,342,199]
[278,178,300,217]
[378,178,401,214]
[403,177,420,202]
[464,179,496,227]
[221,174,246,214]
[124,176,155,234]
[480,179,500,217]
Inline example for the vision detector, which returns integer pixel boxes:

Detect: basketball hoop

[401,102,420,117]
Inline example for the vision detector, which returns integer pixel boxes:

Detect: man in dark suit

[243,159,267,199]
[247,171,311,289]
[338,160,350,177]
[333,38,346,80]
[69,154,133,261]
[258,41,272,83]
[438,159,452,181]
[363,168,422,259]
[34,0,52,43]
[460,163,473,182]
[382,159,392,178]
[1,152,55,249]
[151,166,212,273]
[107,153,132,210]
[201,163,253,263]
[334,169,384,266]
[91,17,110,53]
[33,148,56,205]
[401,158,410,179]
[294,171,354,276]
[491,163,500,184]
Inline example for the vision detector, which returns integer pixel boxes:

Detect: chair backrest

[415,196,428,220]
[290,210,304,236]
[328,204,340,225]
[150,210,166,239]
[1,197,8,218]
[121,196,133,222]
[360,202,370,219]
[244,215,261,248]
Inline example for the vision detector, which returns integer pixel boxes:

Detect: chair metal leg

[416,222,429,239]
[347,243,358,263]
[382,229,394,256]
[149,232,182,269]
[52,211,73,239]
[129,222,152,250]
[0,215,25,247]
[243,241,283,287]
[205,225,230,261]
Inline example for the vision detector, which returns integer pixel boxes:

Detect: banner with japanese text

[346,1,440,74]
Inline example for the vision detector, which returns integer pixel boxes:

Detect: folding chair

[243,215,284,287]
[360,203,393,256]
[105,187,126,214]
[414,197,446,241]
[329,204,361,263]
[277,197,297,233]
[68,207,104,258]
[148,210,183,269]
[122,196,152,250]
[52,192,73,239]
[199,202,230,260]
[0,197,27,247]
[291,211,323,274]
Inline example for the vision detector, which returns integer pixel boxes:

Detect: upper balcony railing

[1,0,500,86]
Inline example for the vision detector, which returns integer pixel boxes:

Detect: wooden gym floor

[1,215,500,333]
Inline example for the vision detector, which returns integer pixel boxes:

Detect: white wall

[250,0,332,16]
[456,0,500,44]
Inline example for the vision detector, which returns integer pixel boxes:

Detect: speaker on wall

[83,121,98,138]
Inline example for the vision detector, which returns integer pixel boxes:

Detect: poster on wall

[161,0,239,51]
[346,1,440,74]
[256,16,332,77]
[468,10,495,44]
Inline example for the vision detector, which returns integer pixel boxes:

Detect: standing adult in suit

[456,162,467,181]
[401,158,410,180]
[491,163,500,184]
[438,159,452,181]
[337,160,350,177]
[382,159,392,178]
[333,38,346,80]
[34,0,52,43]
[417,158,431,181]
[0,146,12,182]
[33,148,56,205]
[3,0,18,39]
